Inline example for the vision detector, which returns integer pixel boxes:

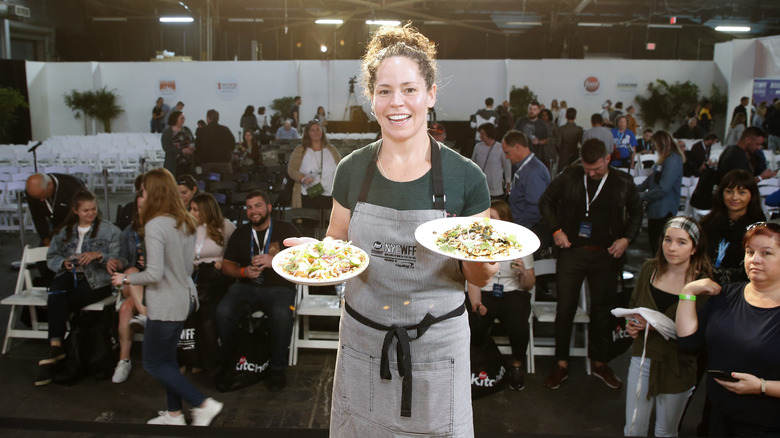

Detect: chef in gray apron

[324,136,491,437]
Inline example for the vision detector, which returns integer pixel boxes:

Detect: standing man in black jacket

[538,138,643,390]
[196,109,236,175]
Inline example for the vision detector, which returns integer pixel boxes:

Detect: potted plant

[64,90,94,135]
[509,85,539,120]
[635,80,700,130]
[88,87,123,133]
[270,96,296,133]
[0,86,28,144]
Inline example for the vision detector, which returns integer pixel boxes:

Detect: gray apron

[330,138,474,437]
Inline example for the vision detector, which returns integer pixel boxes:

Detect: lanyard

[195,234,205,264]
[44,175,60,215]
[616,131,626,146]
[511,153,535,190]
[250,218,273,259]
[584,172,608,217]
[715,238,729,268]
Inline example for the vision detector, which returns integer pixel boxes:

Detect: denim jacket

[47,220,121,290]
[118,224,144,270]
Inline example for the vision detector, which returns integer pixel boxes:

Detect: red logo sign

[239,356,247,364]
[584,76,600,92]
[479,371,488,380]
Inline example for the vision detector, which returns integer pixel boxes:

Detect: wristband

[760,378,767,396]
[123,275,128,284]
[679,294,696,301]
[240,267,246,278]
[553,229,563,236]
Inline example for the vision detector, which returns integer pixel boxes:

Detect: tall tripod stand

[343,76,359,120]
[342,88,359,120]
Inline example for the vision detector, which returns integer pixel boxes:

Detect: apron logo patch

[371,241,418,269]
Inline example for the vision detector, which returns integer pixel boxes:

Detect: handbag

[176,311,201,369]
[306,182,325,198]
[604,265,634,362]
[54,305,119,385]
[213,304,271,392]
[468,312,508,399]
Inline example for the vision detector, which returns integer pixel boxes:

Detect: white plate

[414,217,540,262]
[272,241,370,286]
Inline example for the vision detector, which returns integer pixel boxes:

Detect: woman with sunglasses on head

[676,221,780,437]
[623,217,711,437]
[176,174,200,212]
[287,119,341,210]
[111,168,222,426]
[700,169,765,285]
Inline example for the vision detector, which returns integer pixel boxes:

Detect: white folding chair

[1,246,117,354]
[529,258,591,375]
[289,283,341,366]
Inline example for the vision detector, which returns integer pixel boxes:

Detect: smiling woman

[316,23,494,437]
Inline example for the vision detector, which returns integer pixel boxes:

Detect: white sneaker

[190,398,223,426]
[129,314,147,330]
[112,359,132,383]
[147,411,186,426]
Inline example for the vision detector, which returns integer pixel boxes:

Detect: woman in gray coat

[111,168,222,427]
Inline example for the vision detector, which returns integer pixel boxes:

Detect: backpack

[54,306,119,385]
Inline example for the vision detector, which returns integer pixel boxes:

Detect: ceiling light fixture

[715,25,751,32]
[227,18,264,23]
[92,17,127,22]
[578,22,611,27]
[159,17,194,23]
[506,21,542,26]
[648,24,682,29]
[366,20,401,26]
[320,45,328,52]
[315,19,344,25]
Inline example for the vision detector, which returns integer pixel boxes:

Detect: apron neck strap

[358,135,446,210]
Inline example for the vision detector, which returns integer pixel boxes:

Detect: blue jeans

[47,273,111,341]
[215,282,295,370]
[624,357,693,437]
[143,317,206,412]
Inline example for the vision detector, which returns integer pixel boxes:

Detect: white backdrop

[27,57,719,140]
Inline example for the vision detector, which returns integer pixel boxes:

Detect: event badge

[491,283,504,298]
[578,221,593,239]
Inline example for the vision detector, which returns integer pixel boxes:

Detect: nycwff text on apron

[371,240,418,269]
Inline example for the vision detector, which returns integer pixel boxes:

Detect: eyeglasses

[746,221,780,232]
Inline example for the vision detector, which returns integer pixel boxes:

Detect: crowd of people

[18,23,780,436]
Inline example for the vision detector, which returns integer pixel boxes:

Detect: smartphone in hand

[707,370,739,382]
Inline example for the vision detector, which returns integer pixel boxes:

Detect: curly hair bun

[360,22,438,100]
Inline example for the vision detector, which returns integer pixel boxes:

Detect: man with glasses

[538,138,643,390]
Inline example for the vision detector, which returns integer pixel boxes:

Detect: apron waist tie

[343,300,466,418]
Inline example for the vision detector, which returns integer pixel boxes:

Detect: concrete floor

[0,190,708,437]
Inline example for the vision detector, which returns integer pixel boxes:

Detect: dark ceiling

[38,0,780,61]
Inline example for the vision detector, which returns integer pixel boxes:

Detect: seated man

[216,190,300,391]
[275,119,300,141]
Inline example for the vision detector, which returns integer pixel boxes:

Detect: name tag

[578,221,593,239]
[491,283,504,298]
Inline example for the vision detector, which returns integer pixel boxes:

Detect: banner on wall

[616,74,640,99]
[157,76,177,98]
[216,75,239,101]
[581,75,601,98]
[752,79,780,106]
